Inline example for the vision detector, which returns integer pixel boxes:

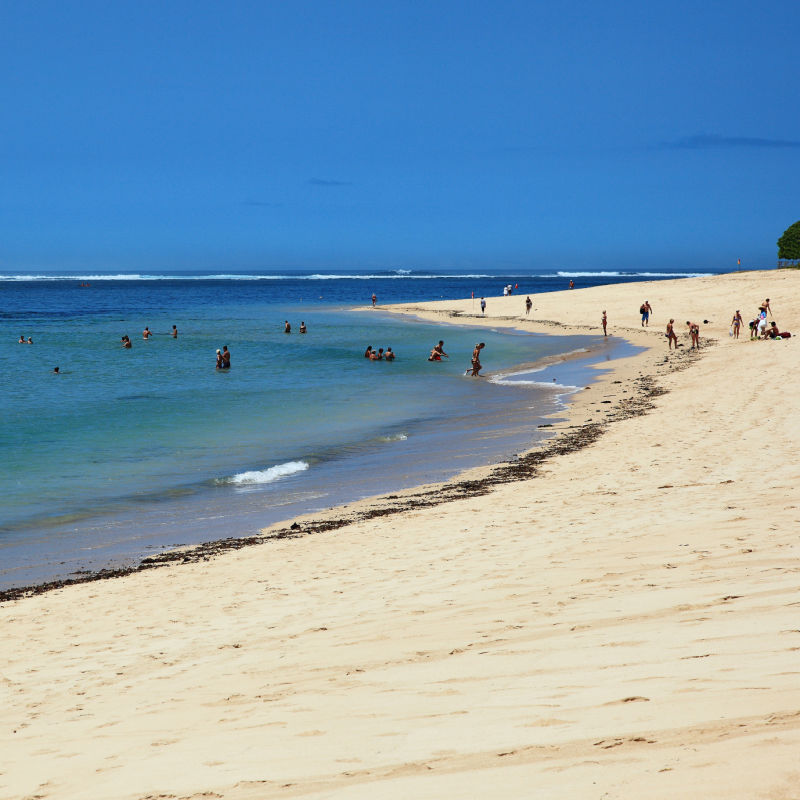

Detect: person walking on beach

[469,342,485,376]
[666,319,678,349]
[221,345,231,369]
[601,311,607,337]
[759,298,772,318]
[686,321,700,349]
[525,296,532,316]
[480,297,486,315]
[731,310,743,339]
[640,301,653,327]
[372,293,377,307]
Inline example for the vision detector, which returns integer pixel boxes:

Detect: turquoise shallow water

[0,270,659,588]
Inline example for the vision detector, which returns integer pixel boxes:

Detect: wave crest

[219,461,309,486]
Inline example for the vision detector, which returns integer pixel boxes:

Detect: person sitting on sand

[428,340,448,361]
[385,347,395,361]
[299,321,307,334]
[686,321,700,349]
[666,319,678,349]
[364,345,373,359]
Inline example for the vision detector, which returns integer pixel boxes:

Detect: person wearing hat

[215,349,223,369]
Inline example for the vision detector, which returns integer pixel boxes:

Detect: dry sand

[2,270,800,799]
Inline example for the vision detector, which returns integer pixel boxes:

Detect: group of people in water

[284,321,307,334]
[17,335,33,344]
[364,345,395,361]
[424,339,485,376]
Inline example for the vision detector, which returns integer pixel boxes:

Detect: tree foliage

[777,220,800,259]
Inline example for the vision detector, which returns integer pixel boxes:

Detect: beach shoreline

[3,269,800,800]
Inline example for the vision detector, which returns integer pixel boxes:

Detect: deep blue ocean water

[0,267,716,588]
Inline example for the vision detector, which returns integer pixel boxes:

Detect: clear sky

[1,0,798,272]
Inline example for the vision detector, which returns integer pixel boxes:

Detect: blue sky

[1,0,798,272]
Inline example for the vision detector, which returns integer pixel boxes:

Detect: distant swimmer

[221,345,231,369]
[364,345,373,359]
[385,347,395,361]
[372,293,377,307]
[18,335,25,343]
[602,311,607,336]
[666,319,678,349]
[371,347,384,360]
[428,340,448,361]
[143,326,152,339]
[52,366,60,374]
[299,321,307,334]
[480,297,486,314]
[215,349,223,369]
[27,337,33,344]
[525,296,532,316]
[284,320,291,334]
[121,335,132,349]
[469,342,485,376]
[569,279,575,289]
[171,325,178,338]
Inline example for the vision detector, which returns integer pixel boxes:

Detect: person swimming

[299,321,307,334]
[428,340,448,361]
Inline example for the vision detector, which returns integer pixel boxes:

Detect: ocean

[0,267,713,589]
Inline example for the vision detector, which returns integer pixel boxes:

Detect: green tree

[777,220,800,259]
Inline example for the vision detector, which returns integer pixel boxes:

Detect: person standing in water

[143,326,152,339]
[299,321,307,333]
[221,345,231,368]
[469,342,485,376]
[171,325,178,338]
[284,320,291,333]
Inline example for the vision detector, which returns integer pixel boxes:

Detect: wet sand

[2,269,800,799]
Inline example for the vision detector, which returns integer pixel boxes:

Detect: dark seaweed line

[0,343,701,604]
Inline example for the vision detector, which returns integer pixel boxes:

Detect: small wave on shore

[489,369,581,392]
[375,433,408,442]
[218,461,309,486]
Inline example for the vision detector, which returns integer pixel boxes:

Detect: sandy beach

[3,269,800,799]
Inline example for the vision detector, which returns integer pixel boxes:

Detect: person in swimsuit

[27,337,33,344]
[602,311,607,337]
[171,325,178,338]
[385,347,395,361]
[52,366,60,374]
[731,310,743,339]
[686,321,700,349]
[428,340,448,361]
[759,298,772,318]
[480,297,486,314]
[122,335,132,349]
[215,349,223,369]
[143,326,152,339]
[18,335,25,343]
[371,347,384,360]
[364,346,373,359]
[525,296,532,316]
[469,342,485,376]
[372,293,377,307]
[284,320,291,333]
[666,319,678,349]
[221,345,231,368]
[299,321,307,334]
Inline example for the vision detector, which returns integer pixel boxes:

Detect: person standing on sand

[525,296,532,315]
[759,298,772,318]
[372,293,377,307]
[666,319,678,349]
[601,311,607,336]
[686,321,700,349]
[480,297,486,315]
[569,279,575,289]
[731,310,743,339]
[640,301,653,327]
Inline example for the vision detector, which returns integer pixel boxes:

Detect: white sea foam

[376,433,408,442]
[556,270,706,278]
[489,369,581,392]
[222,460,309,486]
